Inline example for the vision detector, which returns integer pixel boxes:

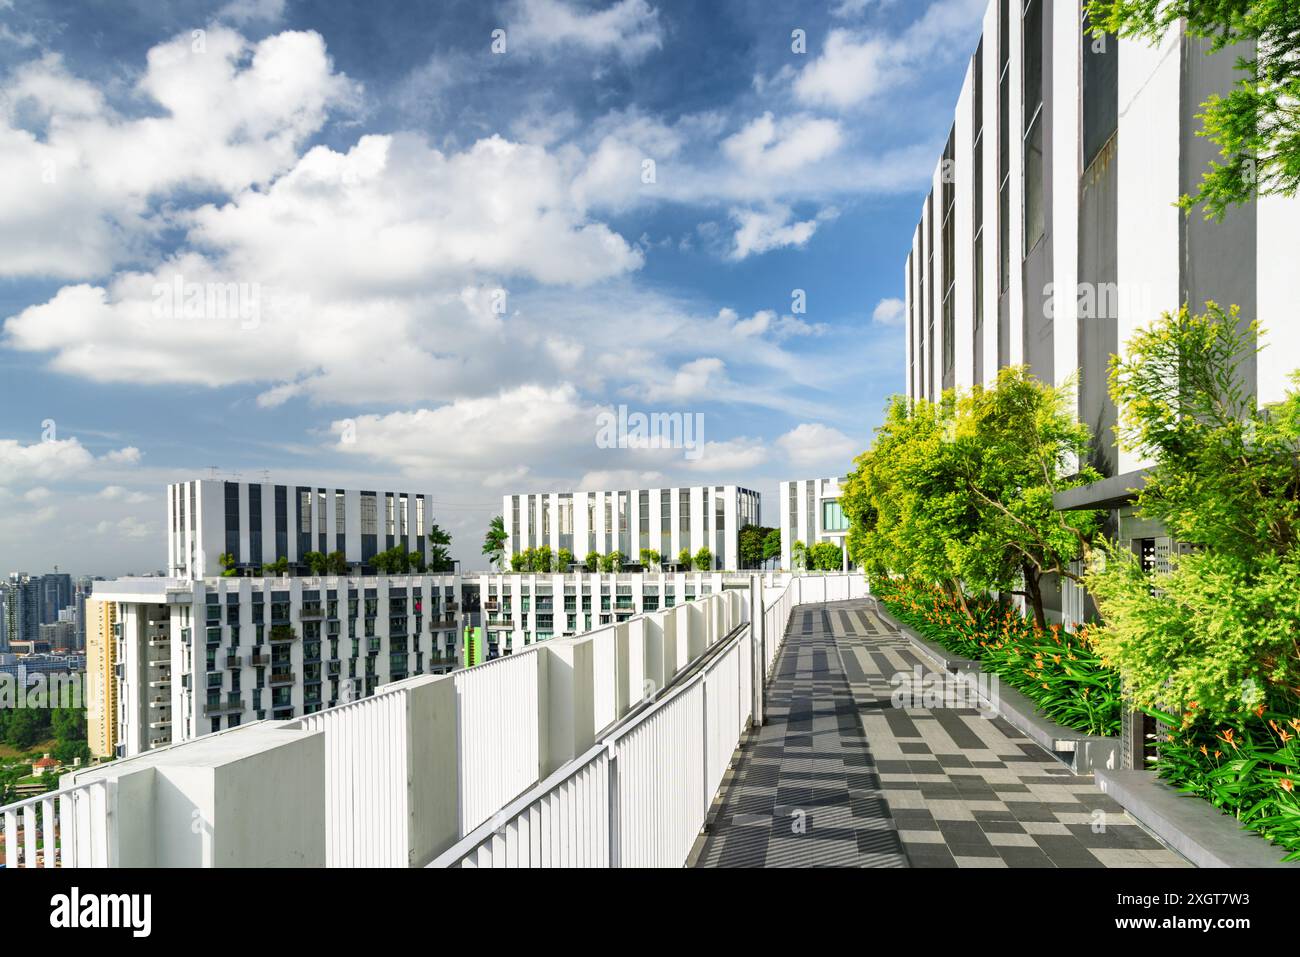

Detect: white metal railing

[2,572,866,868]
[1,780,111,869]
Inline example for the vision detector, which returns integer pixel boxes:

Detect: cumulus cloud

[0,28,360,278]
[793,0,986,111]
[872,297,905,325]
[507,0,664,61]
[0,437,140,486]
[776,423,861,471]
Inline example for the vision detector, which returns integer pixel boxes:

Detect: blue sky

[0,0,986,574]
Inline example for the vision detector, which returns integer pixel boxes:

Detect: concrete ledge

[874,605,979,673]
[874,602,1117,774]
[1097,769,1297,868]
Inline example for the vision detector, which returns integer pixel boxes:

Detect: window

[335,491,345,535]
[972,39,985,333]
[639,491,649,552]
[249,484,262,567]
[317,490,326,534]
[385,495,395,537]
[1082,9,1118,169]
[1023,0,1045,256]
[299,490,312,533]
[998,0,1011,294]
[360,494,378,535]
[941,127,956,378]
[822,500,850,532]
[415,496,425,537]
[224,482,240,564]
[925,193,935,398]
[679,488,690,537]
[399,495,408,537]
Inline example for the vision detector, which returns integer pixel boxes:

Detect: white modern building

[901,0,1299,622]
[168,479,439,579]
[503,486,761,571]
[778,478,852,571]
[480,571,751,655]
[94,573,464,758]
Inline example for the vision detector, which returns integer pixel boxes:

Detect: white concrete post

[749,575,764,727]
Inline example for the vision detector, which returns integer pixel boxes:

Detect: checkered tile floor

[694,599,1190,869]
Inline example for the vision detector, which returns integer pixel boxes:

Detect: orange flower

[1199,744,1209,757]
[1281,779,1295,793]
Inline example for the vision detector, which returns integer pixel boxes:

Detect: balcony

[269,625,298,644]
[429,615,456,630]
[269,671,296,687]
[249,654,271,667]
[300,604,324,619]
[225,654,242,669]
[203,695,244,717]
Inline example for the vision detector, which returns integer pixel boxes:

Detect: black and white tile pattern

[695,599,1189,869]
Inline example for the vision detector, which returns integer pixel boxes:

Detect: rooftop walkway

[693,599,1189,869]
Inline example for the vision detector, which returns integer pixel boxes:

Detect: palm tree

[482,515,508,571]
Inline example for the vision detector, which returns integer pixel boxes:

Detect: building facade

[167,479,438,579]
[94,573,464,758]
[902,0,1300,622]
[480,571,751,656]
[86,600,118,759]
[778,478,851,571]
[503,486,761,571]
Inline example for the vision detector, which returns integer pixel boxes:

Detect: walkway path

[694,599,1189,868]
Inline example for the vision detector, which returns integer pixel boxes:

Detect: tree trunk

[1024,566,1047,630]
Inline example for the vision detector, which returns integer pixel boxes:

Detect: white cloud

[95,516,155,539]
[507,0,664,60]
[776,423,861,471]
[681,438,768,474]
[729,205,835,260]
[0,437,140,487]
[217,0,287,23]
[98,485,151,504]
[872,297,905,325]
[793,0,986,111]
[0,28,359,278]
[637,357,727,403]
[720,113,844,178]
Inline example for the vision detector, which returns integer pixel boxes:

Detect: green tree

[584,550,601,572]
[739,525,776,569]
[482,515,508,571]
[639,548,661,569]
[1087,0,1300,220]
[0,765,24,805]
[511,552,527,573]
[326,551,349,575]
[762,529,781,565]
[808,542,843,571]
[218,552,238,577]
[790,539,808,572]
[557,547,574,570]
[600,551,624,573]
[427,525,454,572]
[676,548,692,568]
[693,547,713,571]
[303,551,328,575]
[1085,304,1300,721]
[262,556,289,577]
[533,545,554,574]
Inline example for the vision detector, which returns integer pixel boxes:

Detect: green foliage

[218,552,237,577]
[676,548,691,568]
[325,550,349,575]
[738,525,776,569]
[482,515,508,571]
[807,542,843,571]
[557,547,574,570]
[1086,0,1300,220]
[511,552,527,573]
[1086,304,1300,721]
[790,540,807,571]
[533,545,554,574]
[426,524,454,572]
[692,547,713,571]
[762,528,781,562]
[584,550,601,573]
[1146,699,1300,861]
[0,764,22,805]
[261,556,289,577]
[639,548,661,569]
[877,579,1122,737]
[303,551,327,575]
[600,551,624,573]
[842,369,1102,625]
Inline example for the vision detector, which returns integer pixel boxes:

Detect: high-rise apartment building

[86,599,118,759]
[778,478,851,571]
[902,1,1299,621]
[167,479,438,579]
[504,486,761,571]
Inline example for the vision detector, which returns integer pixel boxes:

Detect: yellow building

[86,599,118,758]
